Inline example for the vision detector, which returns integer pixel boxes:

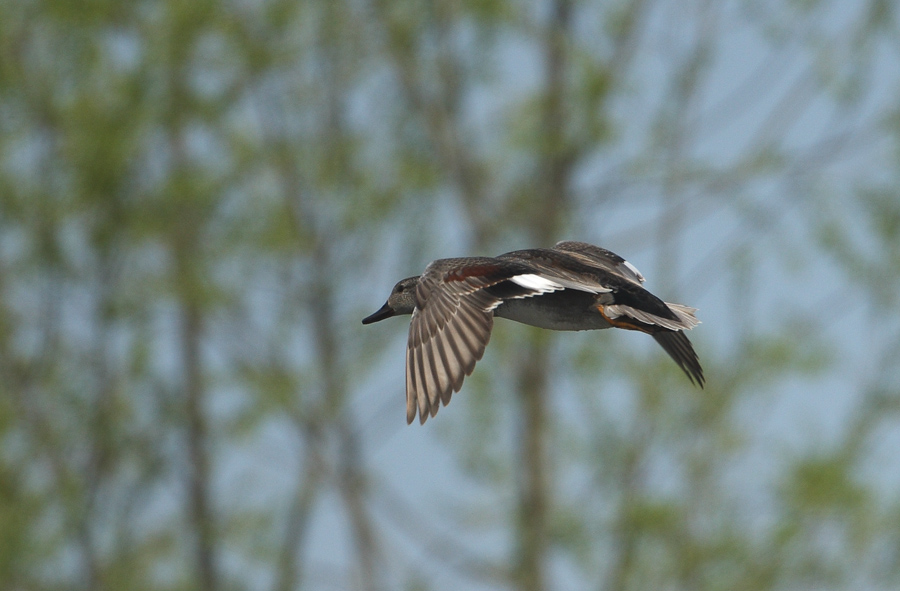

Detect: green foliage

[782,455,869,515]
[2,0,900,590]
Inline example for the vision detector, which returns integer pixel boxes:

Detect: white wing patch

[485,273,568,311]
[510,274,565,293]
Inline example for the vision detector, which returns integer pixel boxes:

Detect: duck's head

[362,276,419,324]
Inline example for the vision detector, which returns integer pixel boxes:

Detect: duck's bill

[362,302,396,324]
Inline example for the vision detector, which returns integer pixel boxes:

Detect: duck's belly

[493,291,611,331]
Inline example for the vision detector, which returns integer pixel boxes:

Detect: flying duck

[363,241,703,424]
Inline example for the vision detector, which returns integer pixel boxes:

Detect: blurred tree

[1,1,900,591]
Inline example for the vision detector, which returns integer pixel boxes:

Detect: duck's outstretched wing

[407,258,568,424]
[496,247,614,295]
[552,240,646,285]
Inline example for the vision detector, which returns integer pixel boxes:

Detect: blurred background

[3,1,900,590]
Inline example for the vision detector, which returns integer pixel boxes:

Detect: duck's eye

[396,285,404,293]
